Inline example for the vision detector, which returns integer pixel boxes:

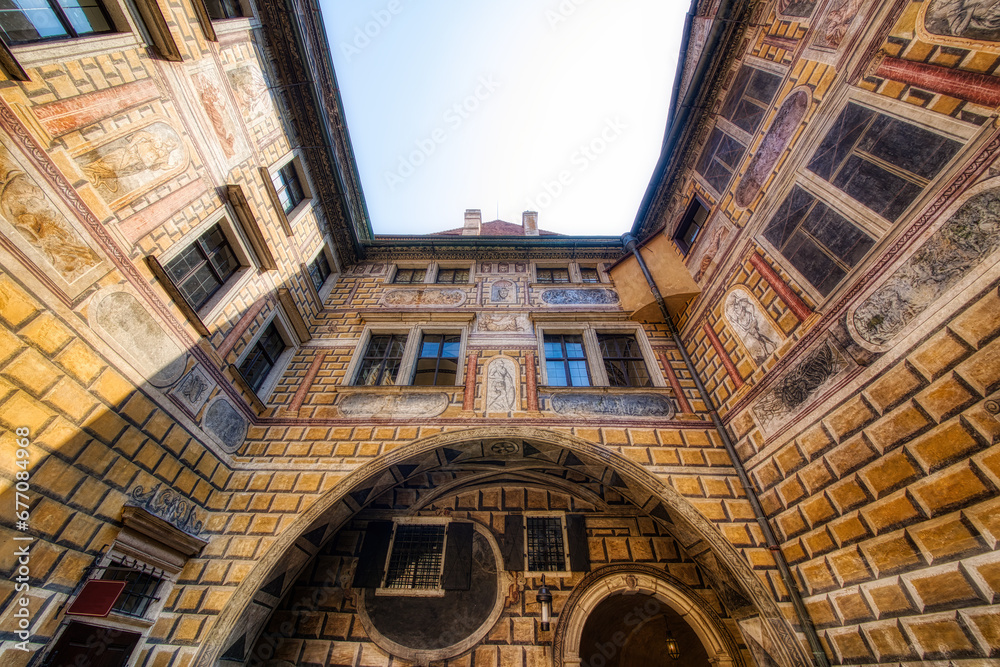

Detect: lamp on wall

[536,576,553,631]
[664,626,681,660]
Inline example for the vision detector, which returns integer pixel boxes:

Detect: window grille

[100,556,164,619]
[384,524,446,589]
[526,517,565,572]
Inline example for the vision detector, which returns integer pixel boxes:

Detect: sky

[318,1,687,236]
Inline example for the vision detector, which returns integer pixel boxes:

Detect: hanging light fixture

[664,626,681,660]
[536,576,553,631]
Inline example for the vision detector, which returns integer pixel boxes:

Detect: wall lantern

[665,627,681,660]
[536,576,553,631]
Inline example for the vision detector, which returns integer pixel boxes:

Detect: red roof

[433,219,561,236]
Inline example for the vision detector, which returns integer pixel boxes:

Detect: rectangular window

[674,199,710,254]
[0,0,113,45]
[721,66,782,134]
[270,162,304,214]
[599,334,651,387]
[203,0,243,19]
[164,223,240,311]
[579,267,600,284]
[807,102,961,221]
[696,127,746,194]
[526,517,565,572]
[383,524,446,589]
[238,321,287,393]
[355,334,407,386]
[763,185,875,296]
[393,268,426,284]
[309,252,331,292]
[413,333,460,386]
[536,267,570,284]
[435,268,468,284]
[543,334,590,387]
[100,556,164,619]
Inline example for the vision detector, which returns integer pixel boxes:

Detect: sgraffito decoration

[227,64,272,124]
[811,0,865,50]
[338,393,449,419]
[851,185,1000,348]
[489,279,517,304]
[93,291,188,387]
[204,397,248,453]
[128,483,205,535]
[752,338,852,434]
[923,0,1000,42]
[540,289,618,305]
[485,357,518,413]
[550,393,675,419]
[476,312,529,333]
[723,288,782,366]
[382,289,466,307]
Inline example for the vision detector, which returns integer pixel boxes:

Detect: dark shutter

[566,514,591,572]
[501,514,524,571]
[353,521,392,588]
[442,522,474,590]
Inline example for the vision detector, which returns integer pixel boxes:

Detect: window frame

[523,512,570,577]
[0,0,116,46]
[534,266,571,284]
[542,332,591,387]
[264,152,312,232]
[375,517,451,597]
[432,262,473,284]
[389,265,429,284]
[345,324,470,387]
[156,207,258,326]
[673,197,711,255]
[535,322,664,388]
[411,331,462,386]
[233,309,298,401]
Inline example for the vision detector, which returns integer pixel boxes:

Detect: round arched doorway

[579,593,711,667]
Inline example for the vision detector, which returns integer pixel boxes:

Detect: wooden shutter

[501,514,524,571]
[353,521,392,588]
[442,522,474,590]
[566,514,591,572]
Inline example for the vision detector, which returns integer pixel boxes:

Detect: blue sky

[318,1,686,236]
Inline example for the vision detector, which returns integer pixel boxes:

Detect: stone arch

[553,564,743,667]
[197,426,809,667]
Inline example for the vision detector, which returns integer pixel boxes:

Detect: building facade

[0,0,999,666]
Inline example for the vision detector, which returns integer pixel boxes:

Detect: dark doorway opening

[42,621,141,667]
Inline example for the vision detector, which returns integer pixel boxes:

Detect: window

[270,162,304,214]
[721,66,782,134]
[238,321,287,393]
[308,252,332,292]
[435,267,468,284]
[807,102,962,221]
[164,223,240,311]
[544,334,590,387]
[392,268,426,284]
[696,127,746,194]
[413,333,460,386]
[599,334,651,387]
[674,199,710,254]
[203,0,242,19]
[0,0,114,45]
[536,267,570,284]
[99,555,165,619]
[355,334,407,385]
[383,524,446,590]
[579,267,600,284]
[526,516,566,572]
[763,185,875,296]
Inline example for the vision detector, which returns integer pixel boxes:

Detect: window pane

[57,0,110,35]
[0,0,68,44]
[580,267,599,283]
[356,334,406,386]
[177,264,220,310]
[598,334,650,387]
[546,360,568,386]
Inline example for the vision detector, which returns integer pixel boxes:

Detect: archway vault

[198,426,810,667]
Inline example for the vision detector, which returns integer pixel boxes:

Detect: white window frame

[429,261,475,285]
[267,150,313,228]
[532,263,572,284]
[572,262,607,284]
[523,512,571,577]
[345,323,470,387]
[386,264,431,285]
[158,206,258,325]
[375,517,451,597]
[535,322,664,388]
[233,307,299,402]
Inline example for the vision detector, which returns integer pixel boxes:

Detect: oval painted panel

[734,90,809,209]
[94,291,187,387]
[204,398,248,453]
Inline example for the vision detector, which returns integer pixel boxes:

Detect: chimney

[522,211,538,236]
[463,209,482,236]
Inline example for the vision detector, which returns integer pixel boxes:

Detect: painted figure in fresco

[228,66,270,121]
[0,163,98,281]
[694,228,725,281]
[926,0,1000,41]
[725,290,779,364]
[82,129,182,194]
[814,0,864,49]
[491,279,515,303]
[486,359,516,413]
[194,74,236,157]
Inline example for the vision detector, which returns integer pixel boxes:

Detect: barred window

[384,524,446,589]
[807,102,961,221]
[164,224,240,311]
[238,321,287,393]
[599,334,651,387]
[393,268,426,284]
[526,517,565,572]
[355,334,407,386]
[100,556,164,619]
[413,333,460,386]
[435,268,469,284]
[537,267,570,284]
[543,334,590,387]
[0,0,113,45]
